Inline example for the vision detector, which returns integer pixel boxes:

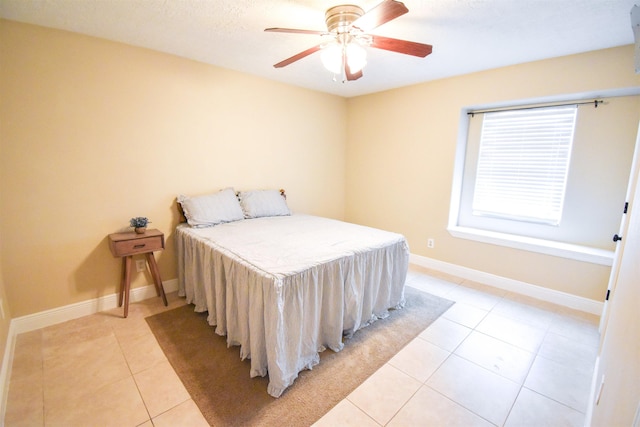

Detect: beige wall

[345,45,640,301]
[0,20,348,318]
[0,249,9,363]
[1,20,638,323]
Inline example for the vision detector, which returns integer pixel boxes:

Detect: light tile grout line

[111,321,154,425]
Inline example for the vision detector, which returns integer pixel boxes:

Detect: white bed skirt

[175,215,409,397]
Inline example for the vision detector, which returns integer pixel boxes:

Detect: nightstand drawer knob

[133,244,146,249]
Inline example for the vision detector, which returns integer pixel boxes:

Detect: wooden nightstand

[108,228,168,318]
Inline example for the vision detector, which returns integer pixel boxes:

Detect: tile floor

[4,265,600,426]
[315,266,600,427]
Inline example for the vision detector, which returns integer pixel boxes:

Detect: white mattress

[176,214,409,397]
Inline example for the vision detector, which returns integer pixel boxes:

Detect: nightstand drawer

[108,229,165,257]
[110,236,162,257]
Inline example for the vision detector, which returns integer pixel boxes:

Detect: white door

[599,121,640,334]
[586,128,640,426]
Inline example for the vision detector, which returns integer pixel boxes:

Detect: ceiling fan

[265,0,432,82]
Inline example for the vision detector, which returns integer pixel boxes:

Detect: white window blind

[472,105,577,225]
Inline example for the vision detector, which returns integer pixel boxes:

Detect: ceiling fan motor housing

[325,5,364,33]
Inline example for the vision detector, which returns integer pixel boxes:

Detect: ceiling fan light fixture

[320,42,343,74]
[321,41,367,75]
[346,42,367,72]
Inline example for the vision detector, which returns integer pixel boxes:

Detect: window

[472,106,577,225]
[448,92,640,266]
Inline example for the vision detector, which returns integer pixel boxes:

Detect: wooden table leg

[123,256,132,318]
[118,257,127,308]
[145,252,168,306]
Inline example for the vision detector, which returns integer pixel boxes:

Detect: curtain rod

[467,99,603,117]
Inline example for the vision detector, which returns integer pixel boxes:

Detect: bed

[175,188,409,397]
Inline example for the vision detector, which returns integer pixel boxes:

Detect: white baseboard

[0,279,178,423]
[10,278,178,335]
[0,321,17,426]
[584,355,601,427]
[410,253,603,315]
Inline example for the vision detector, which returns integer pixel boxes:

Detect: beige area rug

[146,287,454,426]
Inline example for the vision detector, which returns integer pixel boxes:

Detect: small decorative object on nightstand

[130,216,151,234]
[108,228,168,318]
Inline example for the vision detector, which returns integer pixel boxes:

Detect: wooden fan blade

[273,45,322,68]
[352,0,408,32]
[370,35,432,57]
[345,64,364,81]
[265,27,327,36]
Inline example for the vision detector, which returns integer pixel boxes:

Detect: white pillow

[178,188,244,228]
[238,190,291,218]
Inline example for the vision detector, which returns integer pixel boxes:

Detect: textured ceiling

[0,0,636,97]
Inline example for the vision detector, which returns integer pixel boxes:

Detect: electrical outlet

[136,260,146,272]
[427,238,435,248]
